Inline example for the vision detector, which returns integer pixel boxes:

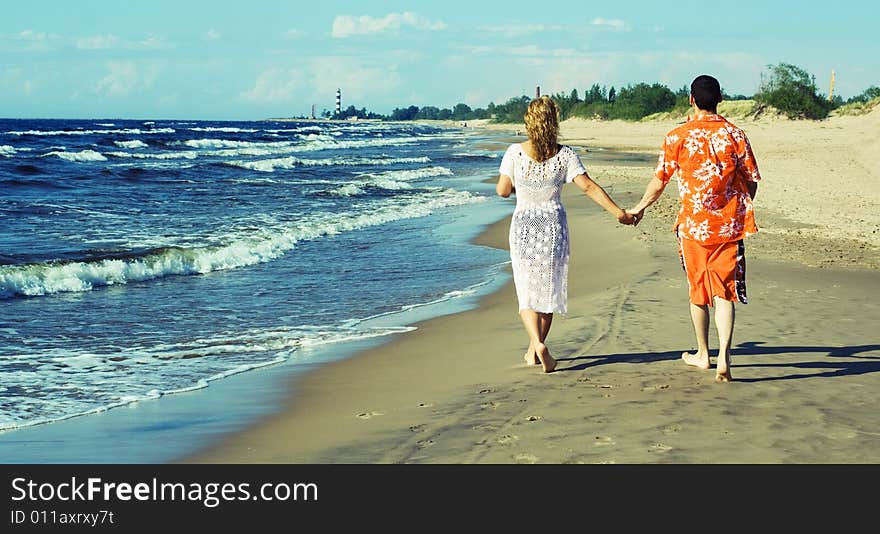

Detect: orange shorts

[678,236,747,306]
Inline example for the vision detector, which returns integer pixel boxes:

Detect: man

[630,75,761,382]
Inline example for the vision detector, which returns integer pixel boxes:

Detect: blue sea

[0,118,511,460]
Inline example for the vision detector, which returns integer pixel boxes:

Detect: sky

[1,1,877,120]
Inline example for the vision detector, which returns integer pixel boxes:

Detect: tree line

[311,63,878,123]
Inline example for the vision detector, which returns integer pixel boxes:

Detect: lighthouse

[335,88,341,117]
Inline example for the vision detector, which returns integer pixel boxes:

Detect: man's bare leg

[520,309,555,372]
[713,297,735,382]
[682,302,711,369]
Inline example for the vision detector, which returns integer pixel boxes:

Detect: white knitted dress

[499,144,586,314]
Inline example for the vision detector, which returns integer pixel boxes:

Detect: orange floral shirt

[656,112,761,244]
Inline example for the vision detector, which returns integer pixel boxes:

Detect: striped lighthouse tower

[335,88,341,116]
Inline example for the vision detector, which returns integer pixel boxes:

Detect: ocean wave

[0,189,485,299]
[7,127,175,136]
[0,322,420,431]
[356,166,453,182]
[114,140,149,149]
[187,126,259,133]
[327,184,365,196]
[0,145,15,156]
[106,150,199,160]
[224,155,432,172]
[42,149,107,162]
[182,138,294,149]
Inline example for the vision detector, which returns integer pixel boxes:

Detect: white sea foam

[42,149,108,162]
[7,128,175,136]
[225,156,300,172]
[356,166,453,182]
[0,145,15,156]
[114,140,149,149]
[187,126,259,133]
[182,138,294,149]
[0,189,485,299]
[328,184,365,196]
[0,320,425,431]
[106,150,199,160]
[224,155,432,172]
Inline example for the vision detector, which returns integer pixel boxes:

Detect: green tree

[452,103,473,120]
[847,86,880,104]
[609,83,676,120]
[490,95,531,123]
[390,105,420,121]
[754,63,833,119]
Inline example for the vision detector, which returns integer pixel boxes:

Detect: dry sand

[187,109,880,464]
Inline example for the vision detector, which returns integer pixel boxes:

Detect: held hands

[617,208,645,226]
[628,208,645,227]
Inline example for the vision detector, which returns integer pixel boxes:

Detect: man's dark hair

[691,75,722,111]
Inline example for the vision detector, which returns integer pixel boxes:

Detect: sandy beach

[187,108,880,464]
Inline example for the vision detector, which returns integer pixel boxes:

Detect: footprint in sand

[418,402,434,408]
[593,436,615,447]
[472,423,499,432]
[409,424,427,433]
[356,411,383,420]
[526,415,542,422]
[497,434,519,445]
[642,384,670,391]
[416,439,435,449]
[650,443,672,453]
[662,424,682,434]
[478,388,495,394]
[480,401,500,410]
[514,453,538,464]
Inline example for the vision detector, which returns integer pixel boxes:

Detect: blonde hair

[524,96,560,162]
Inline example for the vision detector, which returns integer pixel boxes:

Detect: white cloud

[310,58,401,101]
[14,30,49,41]
[332,12,445,38]
[137,34,165,49]
[206,29,221,41]
[240,68,305,102]
[283,29,305,39]
[77,34,120,50]
[1,67,37,94]
[239,58,401,106]
[95,61,158,97]
[479,24,564,38]
[591,18,628,30]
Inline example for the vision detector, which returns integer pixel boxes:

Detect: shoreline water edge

[0,119,518,463]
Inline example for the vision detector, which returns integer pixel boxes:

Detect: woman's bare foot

[535,343,556,373]
[682,351,710,370]
[524,350,539,365]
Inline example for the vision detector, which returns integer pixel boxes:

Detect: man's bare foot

[524,348,539,365]
[536,343,556,373]
[715,369,733,382]
[715,353,732,382]
[682,351,710,370]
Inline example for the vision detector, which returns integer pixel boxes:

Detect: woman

[496,96,635,372]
